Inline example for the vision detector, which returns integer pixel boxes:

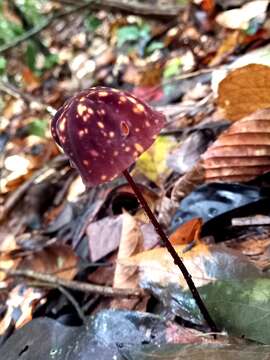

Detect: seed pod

[51,87,165,186]
[202,109,270,182]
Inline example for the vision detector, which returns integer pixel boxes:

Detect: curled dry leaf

[203,109,270,182]
[169,218,202,246]
[112,212,145,310]
[218,64,270,121]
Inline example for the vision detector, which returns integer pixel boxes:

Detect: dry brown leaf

[218,64,270,121]
[202,108,270,182]
[121,243,258,291]
[112,212,145,310]
[171,162,205,203]
[0,285,44,335]
[169,218,202,246]
[113,212,144,289]
[19,244,78,280]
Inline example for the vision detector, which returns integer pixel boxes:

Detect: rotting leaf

[218,64,270,121]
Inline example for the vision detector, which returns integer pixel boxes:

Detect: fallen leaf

[202,109,270,182]
[216,1,268,31]
[136,136,175,183]
[87,215,123,262]
[199,279,270,344]
[112,212,145,310]
[169,218,202,245]
[19,244,78,280]
[0,285,44,335]
[218,64,270,121]
[0,310,204,360]
[122,243,260,291]
[113,212,144,289]
[123,344,270,360]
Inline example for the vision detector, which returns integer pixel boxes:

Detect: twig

[0,3,90,54]
[0,80,56,115]
[1,268,144,298]
[30,281,87,324]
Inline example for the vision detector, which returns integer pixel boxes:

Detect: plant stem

[122,169,218,332]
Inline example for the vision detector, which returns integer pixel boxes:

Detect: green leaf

[25,41,38,71]
[145,41,164,55]
[85,15,102,32]
[123,344,270,360]
[43,54,58,70]
[27,119,47,137]
[163,58,182,79]
[117,24,150,48]
[0,56,6,74]
[199,279,270,344]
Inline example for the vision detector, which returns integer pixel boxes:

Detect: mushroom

[51,86,217,331]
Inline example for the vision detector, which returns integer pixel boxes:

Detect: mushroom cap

[51,87,165,186]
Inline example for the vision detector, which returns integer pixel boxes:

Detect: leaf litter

[1,0,270,357]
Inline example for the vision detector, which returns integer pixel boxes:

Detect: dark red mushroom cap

[51,87,165,186]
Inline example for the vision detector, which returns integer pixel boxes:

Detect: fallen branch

[54,0,183,17]
[1,268,145,298]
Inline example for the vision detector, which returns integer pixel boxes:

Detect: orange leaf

[218,64,270,121]
[169,218,202,245]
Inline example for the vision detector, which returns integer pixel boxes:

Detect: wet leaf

[122,344,270,360]
[171,183,264,232]
[0,310,203,360]
[218,64,270,121]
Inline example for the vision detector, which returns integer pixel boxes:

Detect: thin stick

[30,281,87,324]
[0,268,144,298]
[122,169,218,332]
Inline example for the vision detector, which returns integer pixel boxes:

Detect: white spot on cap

[109,131,115,138]
[97,121,104,128]
[101,175,107,180]
[99,91,108,97]
[77,104,87,116]
[133,104,145,113]
[90,149,99,157]
[134,143,144,152]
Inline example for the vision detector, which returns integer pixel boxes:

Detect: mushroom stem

[122,169,218,333]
